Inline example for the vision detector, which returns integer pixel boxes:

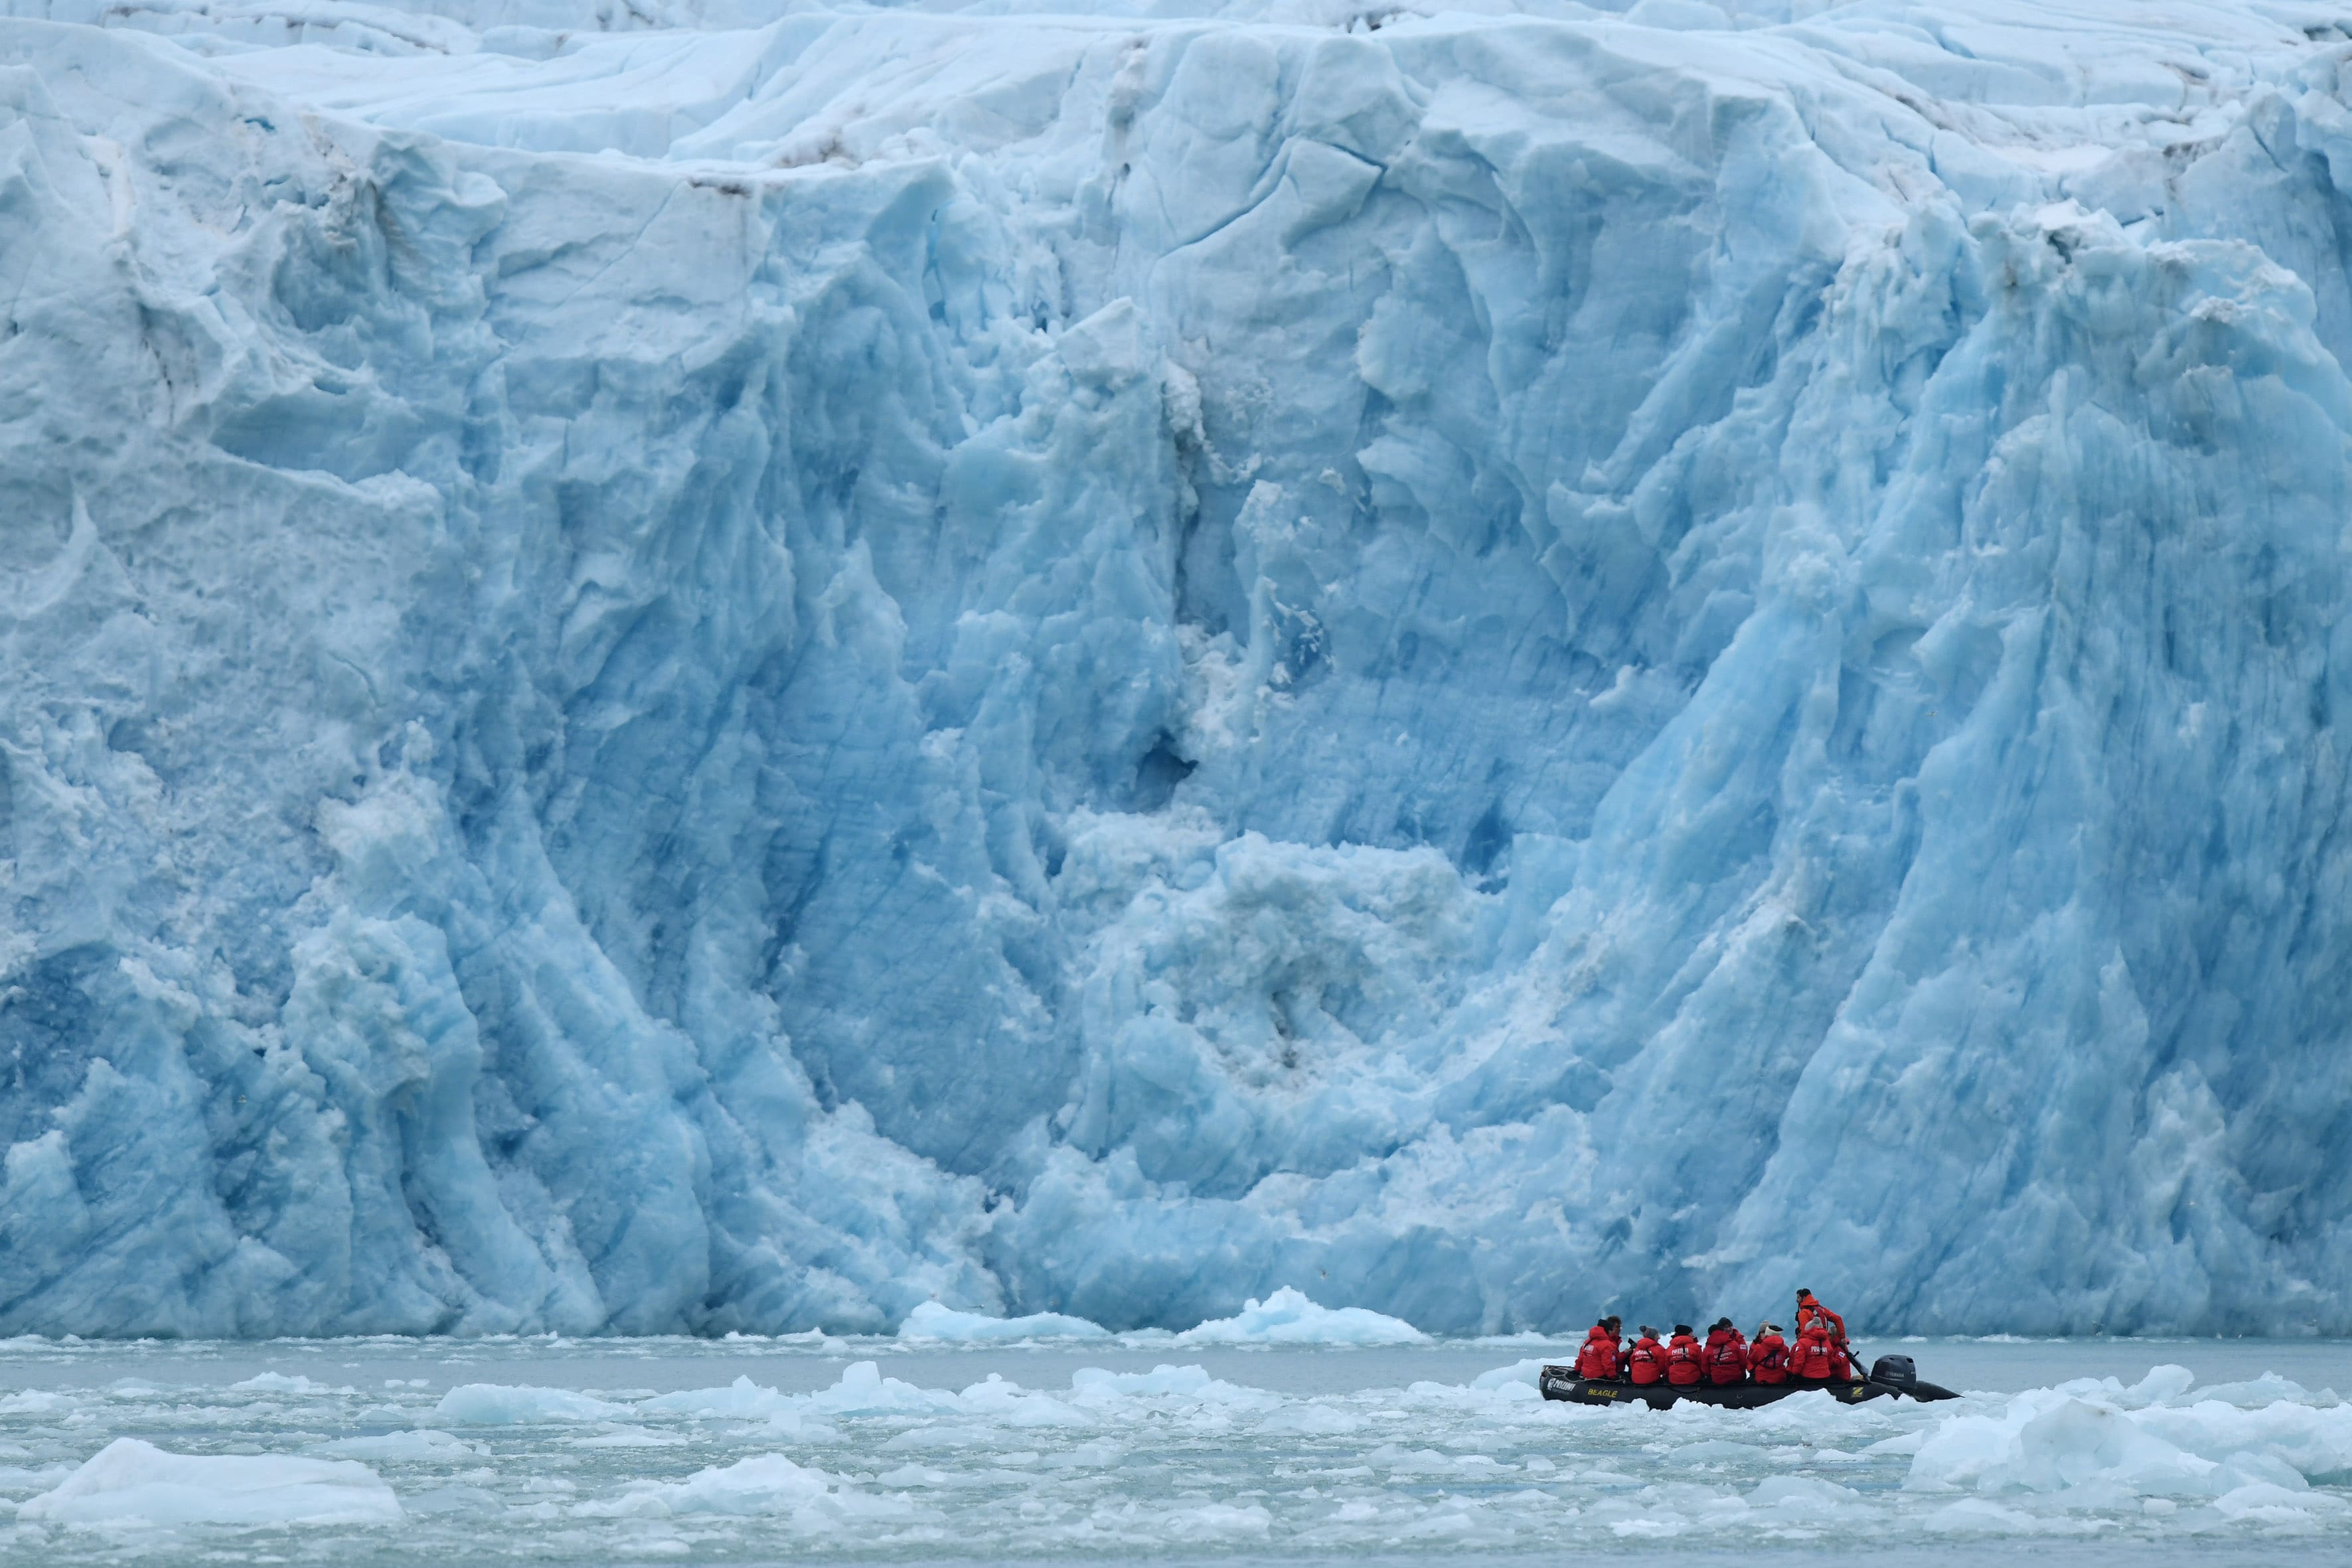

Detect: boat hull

[1537,1367,1956,1409]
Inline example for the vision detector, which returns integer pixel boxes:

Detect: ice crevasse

[1,0,2349,1337]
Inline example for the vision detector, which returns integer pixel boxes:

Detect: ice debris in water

[1170,1287,1429,1346]
[4,1350,2351,1547]
[896,1289,1421,1345]
[431,1383,631,1424]
[584,1452,913,1524]
[898,1302,1111,1342]
[1907,1366,2352,1518]
[4,0,2352,1340]
[18,1439,401,1526]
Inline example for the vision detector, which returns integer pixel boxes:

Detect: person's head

[1763,1322,1781,1335]
[1714,1318,1733,1331]
[1797,1288,1815,1302]
[1674,1324,1693,1336]
[1603,1315,1621,1332]
[1638,1325,1656,1340]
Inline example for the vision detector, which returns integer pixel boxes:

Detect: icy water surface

[1,1336,2346,1565]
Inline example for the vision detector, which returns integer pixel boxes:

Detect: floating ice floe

[18,1438,401,1526]
[898,1302,1112,1342]
[431,1383,631,1424]
[1168,1288,1429,1347]
[312,1429,485,1462]
[582,1452,919,1526]
[228,1372,350,1395]
[5,1346,2351,1548]
[1907,1366,2352,1522]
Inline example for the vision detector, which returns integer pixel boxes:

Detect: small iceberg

[20,1438,402,1526]
[899,1302,1112,1342]
[1171,1287,1429,1346]
[432,1383,631,1424]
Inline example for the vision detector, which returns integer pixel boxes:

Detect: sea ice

[1172,1287,1429,1346]
[898,1302,1111,1342]
[17,1438,402,1526]
[431,1383,631,1423]
[586,1452,912,1525]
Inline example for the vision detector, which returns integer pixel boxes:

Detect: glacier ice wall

[2,0,2350,1336]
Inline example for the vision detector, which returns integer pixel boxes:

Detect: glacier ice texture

[0,0,2349,1338]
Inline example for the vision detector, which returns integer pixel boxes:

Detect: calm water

[1,1334,2345,1565]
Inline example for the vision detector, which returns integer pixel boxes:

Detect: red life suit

[1796,1295,1847,1345]
[1665,1332,1705,1386]
[1703,1328,1747,1385]
[1574,1325,1621,1380]
[1790,1328,1840,1381]
[1628,1335,1666,1385]
[1749,1332,1791,1385]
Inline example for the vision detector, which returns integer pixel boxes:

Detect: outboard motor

[1867,1352,1960,1401]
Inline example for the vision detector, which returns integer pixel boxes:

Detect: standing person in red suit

[1664,1325,1705,1386]
[1574,1316,1624,1380]
[1626,1326,1666,1385]
[1795,1288,1851,1380]
[1748,1323,1791,1385]
[1702,1318,1748,1385]
[1794,1289,1846,1348]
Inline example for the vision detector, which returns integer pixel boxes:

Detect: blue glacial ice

[0,0,2349,1338]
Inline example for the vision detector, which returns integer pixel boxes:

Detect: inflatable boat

[1539,1353,1960,1410]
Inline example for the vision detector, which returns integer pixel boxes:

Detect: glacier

[1,0,2350,1338]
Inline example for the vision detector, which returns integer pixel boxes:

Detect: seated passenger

[1665,1324,1705,1386]
[1748,1323,1790,1385]
[1627,1326,1666,1385]
[1788,1324,1840,1381]
[1704,1318,1747,1385]
[1574,1315,1623,1380]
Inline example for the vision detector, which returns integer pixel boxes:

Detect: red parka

[1749,1331,1790,1385]
[1664,1332,1705,1386]
[1796,1295,1847,1345]
[1790,1328,1840,1381]
[1704,1328,1748,1385]
[1574,1324,1621,1380]
[1627,1334,1666,1385]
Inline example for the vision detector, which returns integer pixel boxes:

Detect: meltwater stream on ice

[0,1332,2346,1564]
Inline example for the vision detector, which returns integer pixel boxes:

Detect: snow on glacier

[1,0,2350,1337]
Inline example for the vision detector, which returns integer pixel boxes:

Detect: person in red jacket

[1664,1324,1705,1386]
[1574,1316,1623,1380]
[1703,1318,1747,1385]
[1626,1326,1666,1385]
[1796,1288,1853,1381]
[1748,1323,1791,1385]
[1794,1289,1847,1348]
[1788,1323,1841,1381]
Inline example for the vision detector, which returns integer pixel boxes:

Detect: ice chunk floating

[17,1439,402,1528]
[0,1338,2347,1561]
[1,0,2351,1338]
